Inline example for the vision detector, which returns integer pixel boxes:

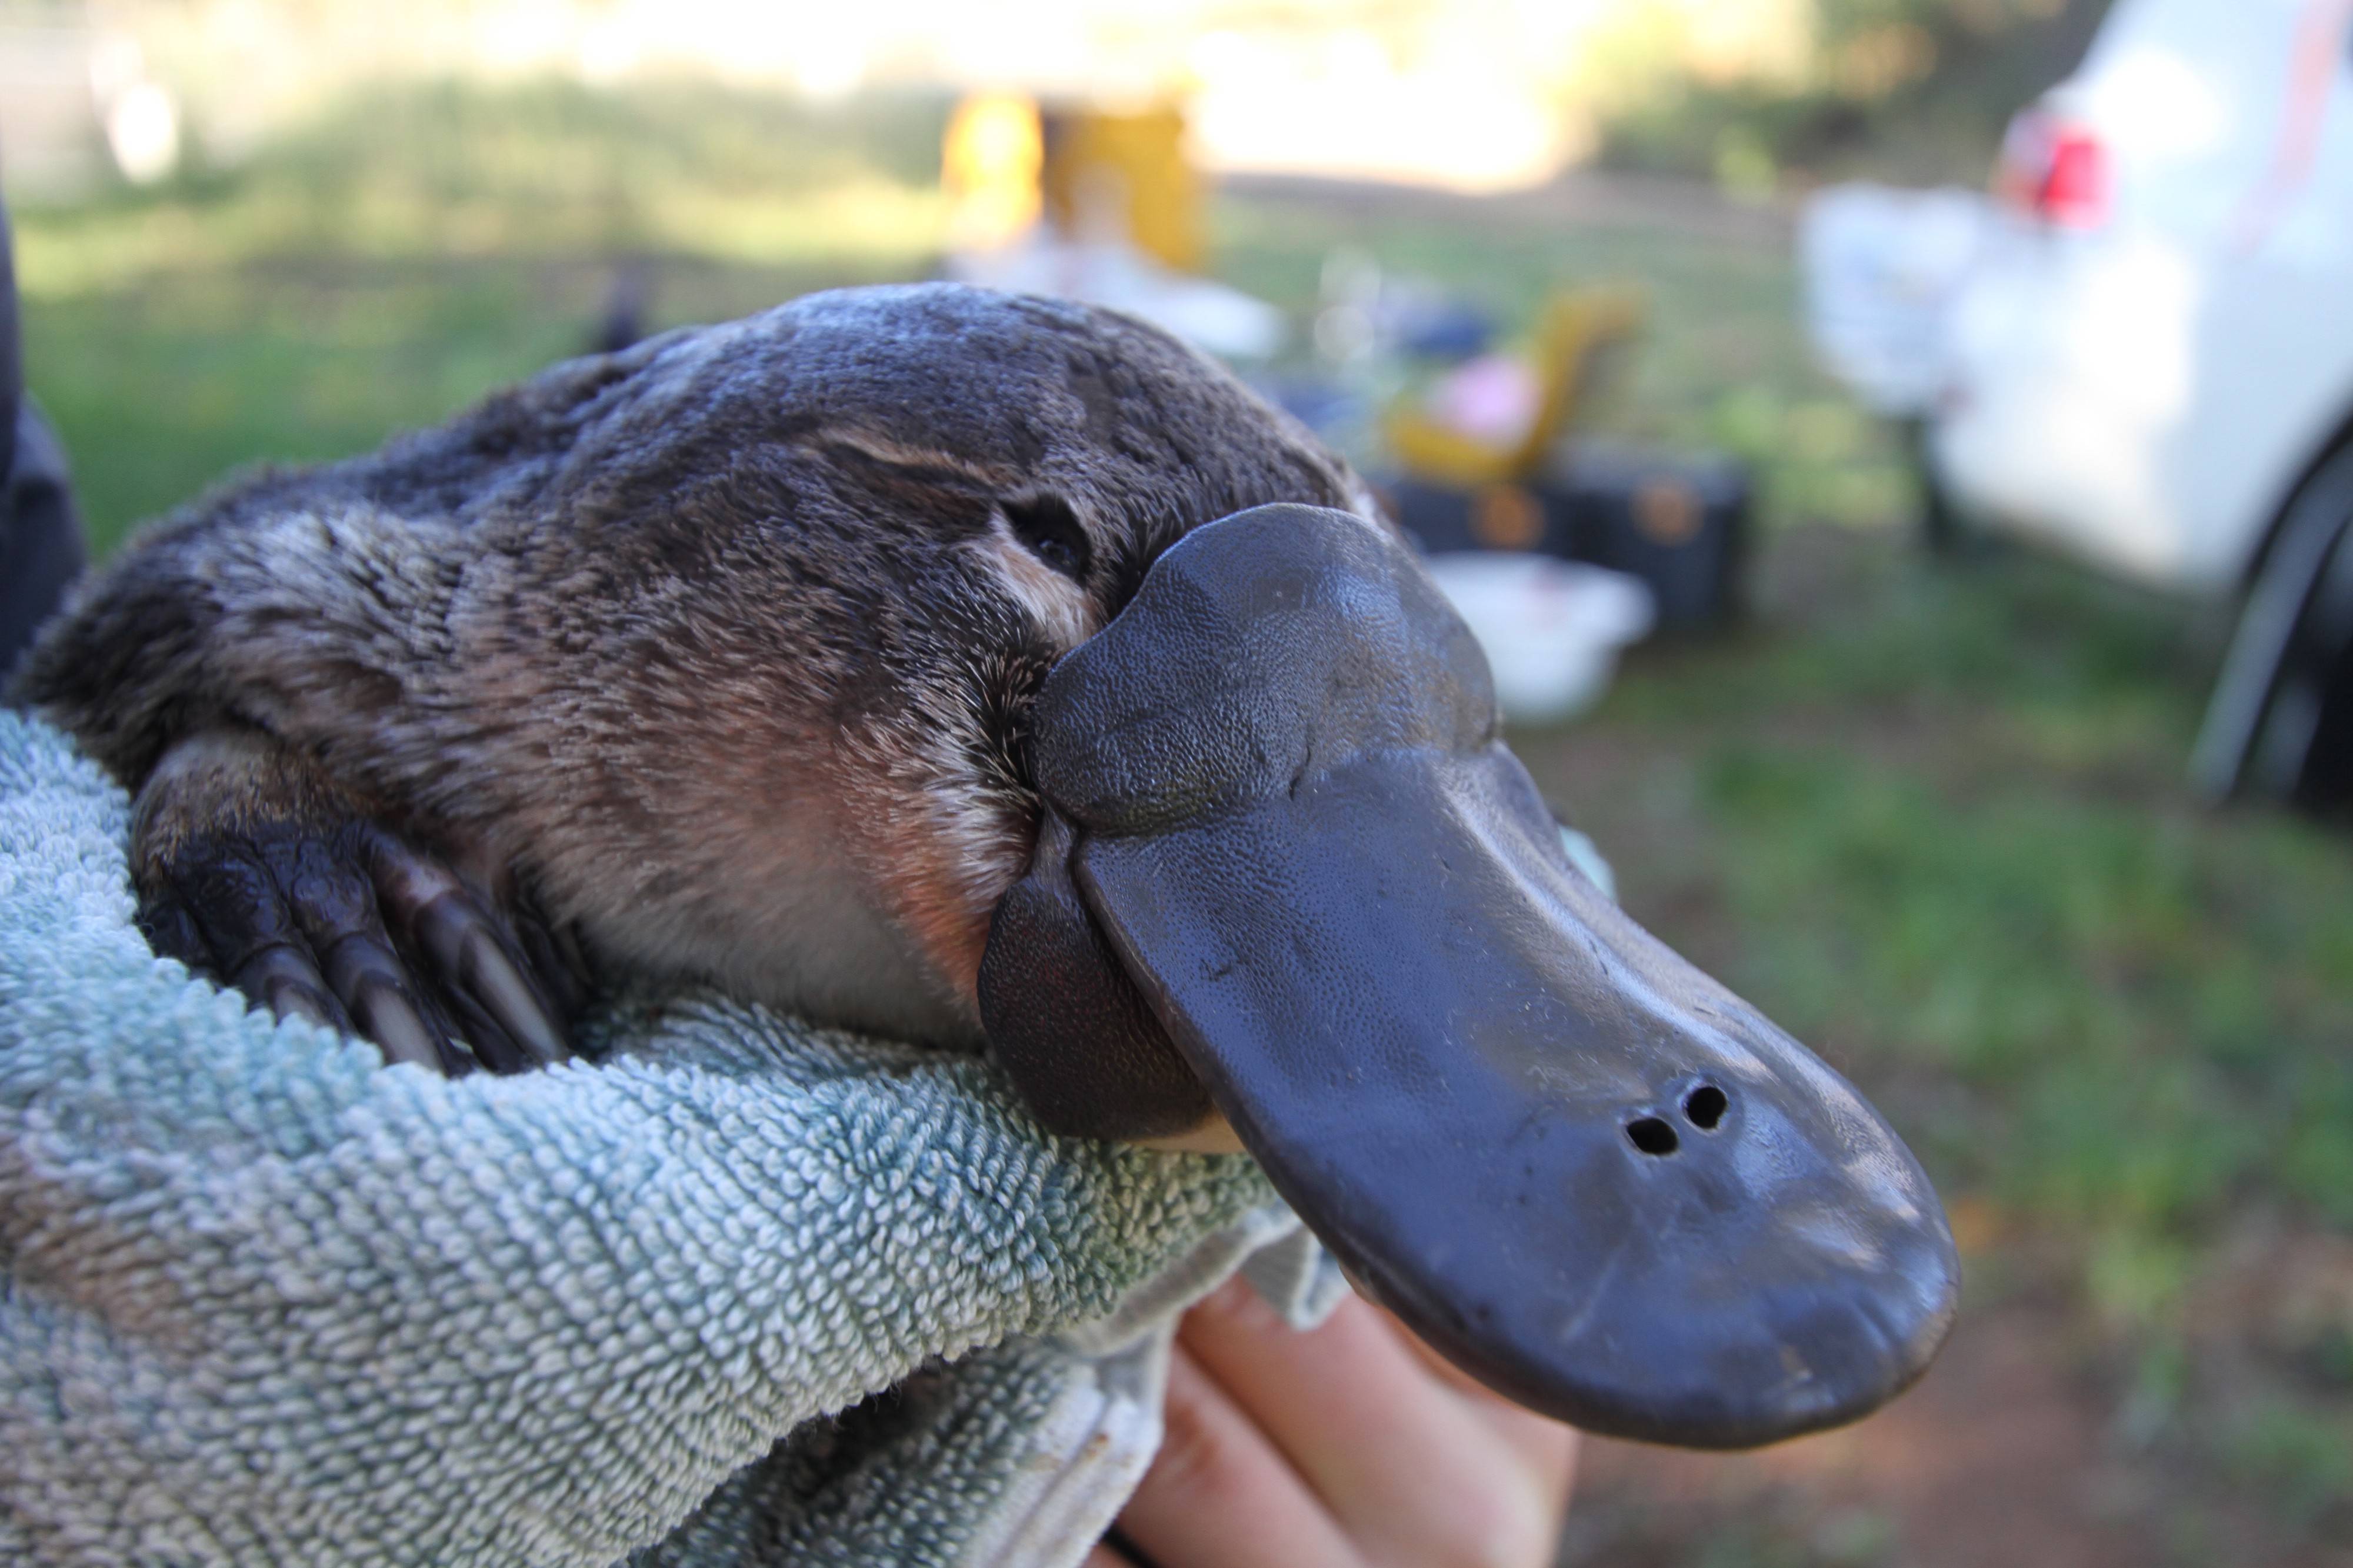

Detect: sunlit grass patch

[15,79,954,552]
[15,78,950,296]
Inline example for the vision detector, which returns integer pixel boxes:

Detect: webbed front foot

[134,728,584,1076]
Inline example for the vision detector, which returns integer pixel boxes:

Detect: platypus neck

[399,585,1019,1049]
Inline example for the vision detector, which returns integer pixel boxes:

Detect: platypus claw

[366,837,571,1069]
[140,808,577,1077]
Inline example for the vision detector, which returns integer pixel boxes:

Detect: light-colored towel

[0,710,1341,1567]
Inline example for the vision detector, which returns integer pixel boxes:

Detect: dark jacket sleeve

[0,194,88,697]
[2,193,19,484]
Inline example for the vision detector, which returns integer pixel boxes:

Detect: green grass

[14,75,2352,1556]
[1591,553,2353,1245]
[22,253,929,553]
[16,77,951,553]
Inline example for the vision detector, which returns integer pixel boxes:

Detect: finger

[1102,1528,1161,1568]
[1114,1340,1359,1568]
[365,832,569,1069]
[1379,1305,1582,1515]
[318,930,465,1074]
[1176,1280,1568,1567]
[1086,1537,1148,1568]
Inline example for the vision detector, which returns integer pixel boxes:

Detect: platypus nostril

[1625,1116,1679,1156]
[1683,1083,1729,1130]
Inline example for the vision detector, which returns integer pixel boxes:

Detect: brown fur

[17,285,1366,1044]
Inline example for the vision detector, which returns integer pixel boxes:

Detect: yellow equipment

[944,92,1204,275]
[942,94,1045,253]
[1038,102,1202,273]
[1382,286,1647,488]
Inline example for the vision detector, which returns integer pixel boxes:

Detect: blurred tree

[1594,0,2114,188]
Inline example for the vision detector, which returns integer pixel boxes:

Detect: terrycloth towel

[0,711,1344,1567]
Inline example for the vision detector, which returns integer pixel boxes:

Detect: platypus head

[486,283,1957,1449]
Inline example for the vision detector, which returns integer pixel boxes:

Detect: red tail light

[1994,109,2109,229]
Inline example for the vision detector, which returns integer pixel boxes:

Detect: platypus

[15,283,1958,1450]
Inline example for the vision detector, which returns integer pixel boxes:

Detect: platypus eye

[1001,495,1091,582]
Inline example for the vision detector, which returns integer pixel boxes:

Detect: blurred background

[5,1,2351,1562]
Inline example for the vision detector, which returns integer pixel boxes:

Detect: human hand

[1088,1275,1579,1568]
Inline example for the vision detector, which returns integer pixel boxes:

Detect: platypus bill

[18,283,1958,1450]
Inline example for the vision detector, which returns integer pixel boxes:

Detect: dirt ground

[1565,1292,2201,1567]
[1564,1252,2353,1568]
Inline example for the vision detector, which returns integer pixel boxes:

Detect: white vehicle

[1807,0,2353,808]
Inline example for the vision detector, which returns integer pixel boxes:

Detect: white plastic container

[1423,552,1656,724]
